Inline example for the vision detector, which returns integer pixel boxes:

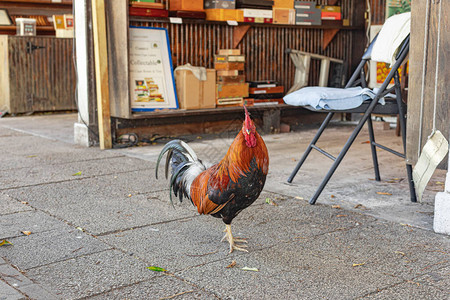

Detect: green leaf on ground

[265,198,278,206]
[72,171,82,176]
[147,266,166,272]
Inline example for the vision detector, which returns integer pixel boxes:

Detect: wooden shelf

[0,25,55,31]
[129,16,362,30]
[0,25,55,35]
[0,0,72,6]
[129,104,292,120]
[0,1,72,14]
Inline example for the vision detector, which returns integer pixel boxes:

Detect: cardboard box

[216,83,249,98]
[205,8,244,21]
[170,0,204,11]
[204,0,236,9]
[175,69,216,109]
[214,55,245,62]
[273,7,295,24]
[273,0,294,8]
[214,62,245,71]
[218,49,241,55]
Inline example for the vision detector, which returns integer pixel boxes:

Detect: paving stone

[0,136,77,156]
[0,155,151,189]
[26,250,157,299]
[0,194,33,216]
[0,210,64,239]
[17,284,59,300]
[0,280,25,300]
[99,191,376,274]
[1,149,123,172]
[4,179,190,236]
[292,220,450,280]
[0,264,34,290]
[415,265,450,294]
[88,275,216,299]
[175,243,404,300]
[363,280,449,299]
[0,227,110,270]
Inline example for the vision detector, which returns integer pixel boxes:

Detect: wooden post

[91,0,112,149]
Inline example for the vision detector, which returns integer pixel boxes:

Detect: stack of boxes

[248,81,284,106]
[204,0,341,24]
[214,49,249,106]
[294,1,321,25]
[237,0,274,23]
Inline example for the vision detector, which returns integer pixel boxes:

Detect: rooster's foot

[223,224,249,253]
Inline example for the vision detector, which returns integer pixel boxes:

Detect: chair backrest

[362,35,378,60]
[345,34,410,90]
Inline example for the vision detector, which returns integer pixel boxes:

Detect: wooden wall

[407,0,449,166]
[106,0,366,119]
[128,21,357,92]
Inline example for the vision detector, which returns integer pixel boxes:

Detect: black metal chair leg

[367,116,381,181]
[310,113,372,204]
[287,112,335,183]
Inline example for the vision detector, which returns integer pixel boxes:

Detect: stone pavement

[0,114,449,299]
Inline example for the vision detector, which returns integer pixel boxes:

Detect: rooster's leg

[221,227,248,243]
[222,224,248,253]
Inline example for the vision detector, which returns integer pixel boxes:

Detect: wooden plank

[0,36,10,112]
[105,0,131,118]
[407,0,449,168]
[92,0,112,149]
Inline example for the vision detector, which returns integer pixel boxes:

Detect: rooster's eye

[246,129,250,135]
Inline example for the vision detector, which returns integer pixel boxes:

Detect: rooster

[156,106,269,253]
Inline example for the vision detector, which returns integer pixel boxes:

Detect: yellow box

[216,83,249,99]
[205,9,244,22]
[273,0,294,8]
[169,0,204,11]
[175,69,216,109]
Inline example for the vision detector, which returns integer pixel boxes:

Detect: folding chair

[286,34,417,205]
